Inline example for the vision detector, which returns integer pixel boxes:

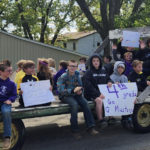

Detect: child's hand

[19,90,23,95]
[100,94,105,99]
[4,100,11,105]
[115,82,119,84]
[49,86,53,91]
[134,99,137,104]
[77,90,82,95]
[112,44,117,49]
[147,81,150,86]
[107,82,112,88]
[74,87,82,93]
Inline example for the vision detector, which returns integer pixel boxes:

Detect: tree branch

[76,0,103,36]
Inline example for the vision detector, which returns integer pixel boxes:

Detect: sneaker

[121,120,130,129]
[87,127,99,135]
[128,120,134,129]
[72,132,82,139]
[3,138,11,149]
[108,118,121,126]
[98,119,108,128]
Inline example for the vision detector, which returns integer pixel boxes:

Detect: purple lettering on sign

[107,85,119,98]
[115,105,119,112]
[105,107,109,113]
[118,84,128,90]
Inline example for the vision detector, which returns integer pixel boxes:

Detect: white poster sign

[78,64,86,72]
[20,80,55,107]
[98,83,137,116]
[122,31,140,47]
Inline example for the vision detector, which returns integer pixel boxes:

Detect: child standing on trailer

[0,60,17,149]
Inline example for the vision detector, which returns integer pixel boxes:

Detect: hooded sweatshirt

[53,67,67,86]
[113,49,133,76]
[83,53,112,101]
[57,69,82,100]
[0,78,17,102]
[110,61,128,83]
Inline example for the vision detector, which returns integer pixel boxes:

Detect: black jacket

[117,42,137,59]
[83,53,112,101]
[103,63,114,76]
[128,70,147,91]
[136,47,150,62]
[37,72,54,85]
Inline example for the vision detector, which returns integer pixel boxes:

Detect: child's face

[117,66,124,75]
[124,54,132,62]
[24,65,35,75]
[0,67,12,79]
[133,64,143,73]
[79,60,86,64]
[92,57,100,69]
[104,57,109,63]
[68,62,78,74]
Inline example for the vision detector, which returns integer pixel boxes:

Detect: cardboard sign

[122,31,140,48]
[98,83,137,116]
[20,80,55,107]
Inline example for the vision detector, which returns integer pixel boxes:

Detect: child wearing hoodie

[83,54,120,128]
[0,60,17,149]
[110,61,133,129]
[113,44,133,77]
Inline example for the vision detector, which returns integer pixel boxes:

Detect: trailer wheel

[0,119,26,150]
[132,104,150,133]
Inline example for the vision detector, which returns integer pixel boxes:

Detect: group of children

[1,37,150,148]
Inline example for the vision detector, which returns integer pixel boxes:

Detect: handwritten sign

[122,31,140,48]
[98,83,137,116]
[20,80,55,107]
[78,64,86,72]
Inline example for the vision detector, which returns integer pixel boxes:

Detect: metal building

[0,30,88,70]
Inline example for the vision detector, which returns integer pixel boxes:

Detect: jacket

[136,47,150,62]
[83,53,112,101]
[0,78,17,102]
[103,63,114,76]
[57,70,82,100]
[128,70,147,91]
[110,61,128,83]
[53,67,67,86]
[117,42,137,59]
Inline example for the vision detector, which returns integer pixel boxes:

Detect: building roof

[57,30,97,40]
[0,30,88,57]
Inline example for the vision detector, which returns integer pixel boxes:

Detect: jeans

[62,95,95,132]
[0,102,11,137]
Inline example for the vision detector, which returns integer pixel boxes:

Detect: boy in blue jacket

[57,60,99,139]
[0,60,17,149]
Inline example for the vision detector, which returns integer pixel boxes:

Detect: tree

[0,0,83,45]
[75,0,147,54]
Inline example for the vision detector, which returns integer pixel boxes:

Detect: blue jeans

[62,95,95,132]
[0,102,11,137]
